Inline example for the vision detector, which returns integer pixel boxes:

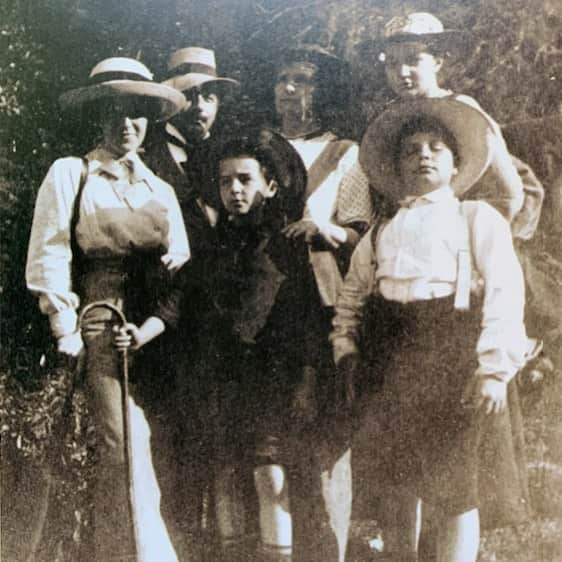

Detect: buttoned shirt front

[331,190,527,381]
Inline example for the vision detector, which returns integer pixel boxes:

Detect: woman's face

[274,61,318,121]
[100,97,149,156]
[384,42,443,99]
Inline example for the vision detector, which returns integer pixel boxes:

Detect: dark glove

[336,353,360,414]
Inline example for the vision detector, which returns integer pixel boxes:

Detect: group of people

[25,11,547,562]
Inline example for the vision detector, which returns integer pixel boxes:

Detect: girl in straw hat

[26,57,189,561]
[331,98,530,562]
[351,11,544,243]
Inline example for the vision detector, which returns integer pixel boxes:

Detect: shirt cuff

[49,308,78,338]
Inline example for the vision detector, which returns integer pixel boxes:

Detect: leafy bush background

[1,0,562,560]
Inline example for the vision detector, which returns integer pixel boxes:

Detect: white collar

[400,186,456,208]
[87,147,155,188]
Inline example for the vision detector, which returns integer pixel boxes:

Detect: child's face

[384,42,443,99]
[398,131,458,194]
[219,157,277,216]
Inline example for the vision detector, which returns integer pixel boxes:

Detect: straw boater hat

[59,57,186,122]
[383,12,461,44]
[163,47,239,96]
[359,98,494,200]
[357,12,464,58]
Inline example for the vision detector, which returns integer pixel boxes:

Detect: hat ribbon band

[90,71,152,84]
[169,62,217,77]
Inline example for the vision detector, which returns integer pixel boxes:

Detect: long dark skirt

[360,295,529,529]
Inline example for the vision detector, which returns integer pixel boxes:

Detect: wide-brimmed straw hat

[163,47,239,97]
[383,12,461,44]
[279,44,349,75]
[357,12,465,58]
[359,97,494,199]
[215,127,307,221]
[59,57,186,122]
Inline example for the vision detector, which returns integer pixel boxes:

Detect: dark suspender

[70,158,89,287]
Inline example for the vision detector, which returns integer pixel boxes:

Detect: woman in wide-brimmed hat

[26,57,189,562]
[246,43,370,562]
[354,11,544,241]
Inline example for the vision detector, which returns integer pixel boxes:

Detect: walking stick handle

[78,301,128,331]
[77,300,140,560]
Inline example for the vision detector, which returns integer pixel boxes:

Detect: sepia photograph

[1,0,562,560]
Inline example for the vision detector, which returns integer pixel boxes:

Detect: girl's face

[274,61,318,121]
[100,97,149,156]
[219,156,277,216]
[398,131,458,195]
[384,42,443,99]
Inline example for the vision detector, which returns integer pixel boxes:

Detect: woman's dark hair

[393,115,460,171]
[276,49,351,132]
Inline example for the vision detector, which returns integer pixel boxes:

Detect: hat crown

[89,57,154,81]
[167,47,217,72]
[384,12,444,38]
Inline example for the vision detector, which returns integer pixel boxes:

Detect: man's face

[101,97,149,156]
[398,130,458,195]
[219,157,277,216]
[173,84,219,142]
[274,61,318,121]
[384,42,443,99]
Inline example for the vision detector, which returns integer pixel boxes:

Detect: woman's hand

[161,252,186,273]
[113,316,166,352]
[462,375,507,414]
[57,332,84,357]
[282,219,342,248]
[282,219,319,243]
[113,323,143,351]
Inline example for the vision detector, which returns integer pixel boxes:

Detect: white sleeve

[163,183,190,266]
[468,202,527,381]
[330,228,376,363]
[25,158,84,337]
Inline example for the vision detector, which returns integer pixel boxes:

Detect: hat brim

[359,98,494,199]
[59,81,186,122]
[357,30,469,57]
[163,74,239,97]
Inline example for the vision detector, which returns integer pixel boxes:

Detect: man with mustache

[142,47,239,561]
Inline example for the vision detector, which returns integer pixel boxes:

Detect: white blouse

[331,189,527,381]
[26,148,190,338]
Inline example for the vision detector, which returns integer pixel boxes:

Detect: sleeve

[151,264,188,329]
[25,158,84,338]
[330,229,377,364]
[456,95,524,222]
[468,202,528,382]
[163,183,190,265]
[509,155,545,241]
[334,149,374,227]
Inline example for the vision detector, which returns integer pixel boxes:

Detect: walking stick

[78,301,140,561]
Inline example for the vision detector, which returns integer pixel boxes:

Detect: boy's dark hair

[393,115,460,172]
[216,128,307,222]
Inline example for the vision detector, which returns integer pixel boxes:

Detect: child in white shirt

[331,98,529,562]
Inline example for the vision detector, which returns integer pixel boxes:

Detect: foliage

[1,0,562,559]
